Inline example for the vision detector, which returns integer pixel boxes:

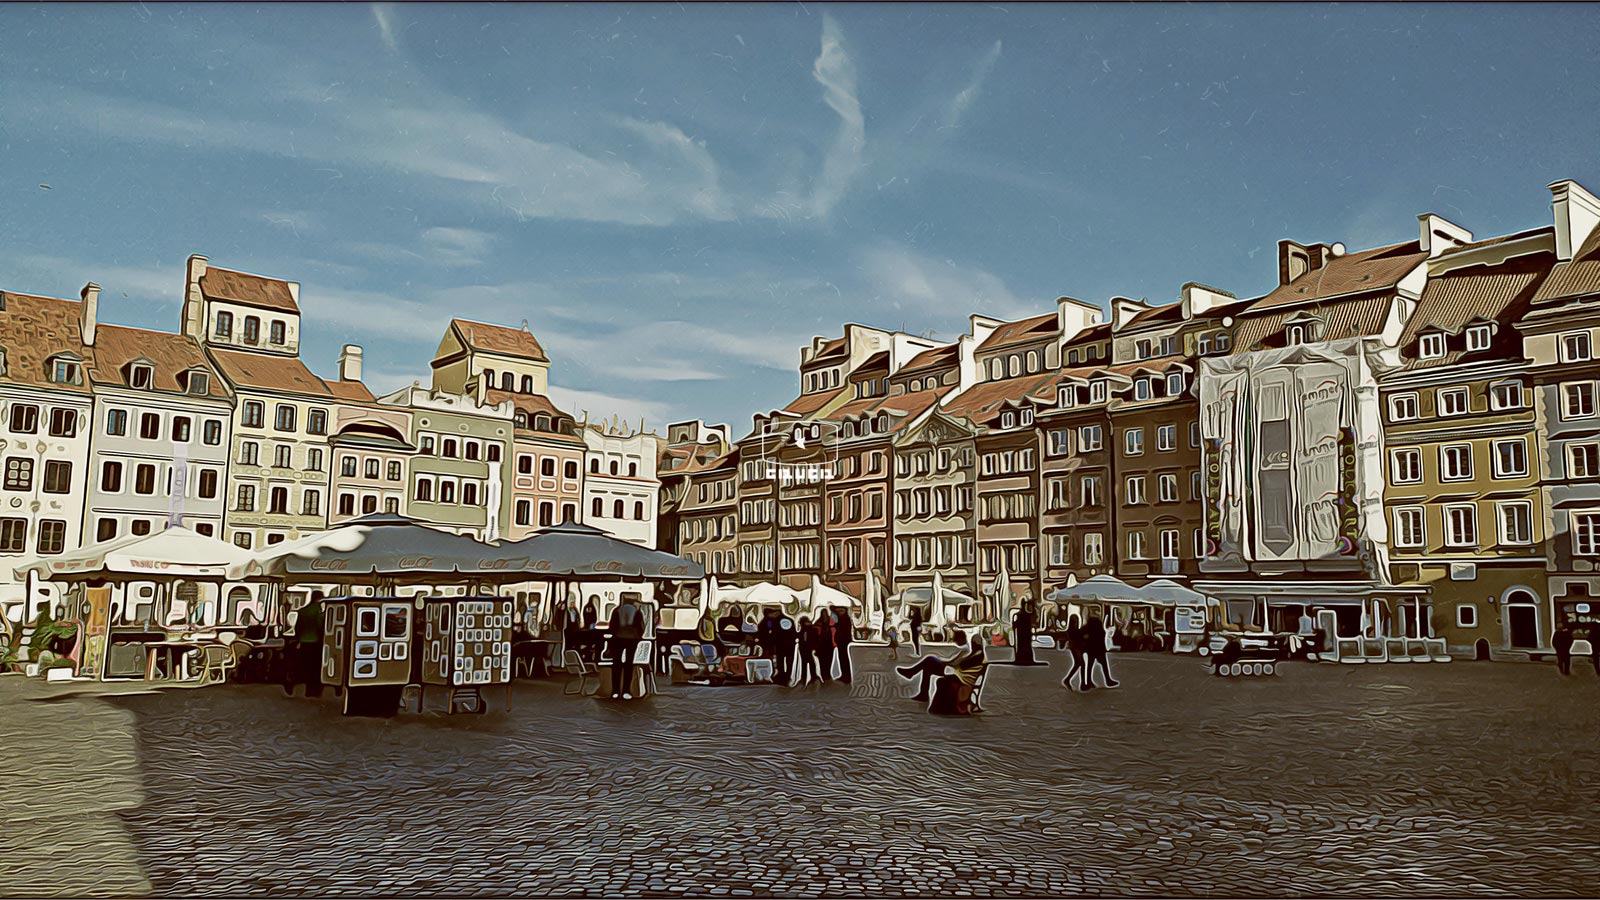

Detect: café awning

[496,520,704,581]
[17,526,254,582]
[230,513,514,584]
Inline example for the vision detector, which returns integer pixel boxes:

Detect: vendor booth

[1048,576,1222,653]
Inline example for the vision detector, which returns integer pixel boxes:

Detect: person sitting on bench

[929,634,988,714]
[895,629,976,702]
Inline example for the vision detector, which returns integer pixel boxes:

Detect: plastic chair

[700,643,722,672]
[563,649,597,696]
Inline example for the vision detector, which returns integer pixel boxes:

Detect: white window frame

[1466,324,1492,352]
[1159,529,1180,561]
[1391,448,1423,484]
[1079,426,1103,451]
[1124,428,1144,456]
[1166,373,1185,396]
[1089,380,1108,403]
[1437,387,1469,417]
[1440,444,1473,482]
[1562,331,1593,363]
[1127,531,1147,560]
[1393,506,1425,548]
[1496,501,1533,546]
[1419,332,1446,359]
[1083,533,1104,566]
[1491,438,1528,479]
[1444,503,1478,548]
[1457,604,1478,628]
[1574,510,1600,556]
[1569,443,1600,479]
[1489,381,1524,411]
[1388,393,1419,422]
[1564,382,1596,420]
[1157,424,1176,451]
[1125,476,1146,505]
[1159,473,1178,502]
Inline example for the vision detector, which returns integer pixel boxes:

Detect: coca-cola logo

[532,559,552,572]
[128,560,174,570]
[595,560,623,573]
[310,558,349,571]
[476,557,525,571]
[398,556,435,569]
[659,565,690,577]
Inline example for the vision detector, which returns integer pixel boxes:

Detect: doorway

[1505,590,1540,649]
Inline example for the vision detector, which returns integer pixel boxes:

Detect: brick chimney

[80,282,100,346]
[338,344,363,382]
[1551,179,1600,262]
[1277,240,1335,285]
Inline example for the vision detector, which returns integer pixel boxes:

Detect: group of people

[694,604,856,686]
[1058,614,1118,691]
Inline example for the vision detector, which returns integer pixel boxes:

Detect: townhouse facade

[581,423,660,548]
[379,384,513,541]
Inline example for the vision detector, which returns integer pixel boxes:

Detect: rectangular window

[1437,388,1470,417]
[214,311,233,338]
[48,408,77,437]
[1124,428,1144,456]
[1492,439,1528,478]
[1466,324,1492,352]
[35,519,66,556]
[239,442,259,466]
[1166,373,1185,396]
[97,518,118,543]
[1564,382,1596,420]
[1157,424,1176,451]
[273,404,296,432]
[1159,473,1178,502]
[1562,331,1592,363]
[243,316,260,344]
[1457,605,1477,628]
[101,461,123,493]
[1391,448,1423,484]
[308,449,323,472]
[302,491,322,516]
[0,518,25,553]
[1440,444,1473,482]
[1489,382,1524,411]
[269,320,286,345]
[171,416,192,443]
[1445,504,1478,548]
[1389,394,1419,422]
[1127,531,1147,560]
[1125,476,1146,505]
[1083,533,1104,566]
[1160,529,1180,560]
[236,485,256,512]
[1419,333,1446,359]
[1393,507,1425,548]
[1496,501,1533,545]
[1089,381,1107,403]
[134,464,156,495]
[42,461,71,494]
[1082,476,1101,507]
[203,419,223,445]
[106,408,128,436]
[1573,511,1600,556]
[242,401,264,428]
[1570,443,1600,479]
[139,413,160,441]
[9,404,37,434]
[3,457,33,491]
[199,469,218,499]
[273,445,292,469]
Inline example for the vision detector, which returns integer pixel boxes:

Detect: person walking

[908,605,925,655]
[1553,621,1575,676]
[1013,598,1038,666]
[815,611,836,683]
[582,599,600,662]
[1061,614,1085,689]
[757,608,781,659]
[608,595,646,700]
[1081,614,1119,690]
[834,608,854,683]
[886,619,901,661]
[282,597,324,699]
[796,616,821,685]
[774,610,798,686]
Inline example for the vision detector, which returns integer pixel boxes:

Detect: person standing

[796,616,820,685]
[1081,614,1119,690]
[814,611,836,683]
[834,608,854,683]
[283,597,324,699]
[1013,598,1037,666]
[1061,614,1085,689]
[774,610,798,685]
[608,595,646,700]
[582,599,600,662]
[757,608,781,660]
[908,605,924,655]
[886,619,901,661]
[1553,621,1575,676]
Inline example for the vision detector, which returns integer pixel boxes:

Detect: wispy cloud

[809,14,866,219]
[943,39,1003,129]
[547,386,678,432]
[371,4,400,53]
[858,242,1036,324]
[420,227,495,267]
[0,252,180,309]
[258,209,320,238]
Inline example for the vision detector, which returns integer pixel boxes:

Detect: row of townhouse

[1,256,661,620]
[659,177,1600,657]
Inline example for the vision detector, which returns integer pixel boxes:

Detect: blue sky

[3,3,1599,432]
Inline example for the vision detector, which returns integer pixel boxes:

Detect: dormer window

[874,413,889,433]
[1198,336,1212,355]
[214,311,233,338]
[47,354,83,385]
[534,414,551,432]
[1020,408,1034,426]
[1286,324,1311,345]
[1067,349,1079,365]
[1167,372,1185,396]
[1466,324,1493,352]
[243,316,261,344]
[843,421,856,439]
[0,347,7,377]
[269,320,286,345]
[1419,332,1446,359]
[1136,339,1153,360]
[182,370,210,396]
[1134,377,1153,401]
[1090,380,1108,403]
[1001,412,1015,428]
[1058,387,1075,408]
[1562,331,1592,363]
[1215,333,1231,352]
[129,363,154,390]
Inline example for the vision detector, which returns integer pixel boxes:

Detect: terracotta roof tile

[977,313,1056,351]
[806,337,848,363]
[452,319,548,362]
[1249,241,1427,310]
[943,372,1056,425]
[1232,295,1396,352]
[199,267,299,313]
[1123,301,1185,329]
[208,347,335,397]
[1400,253,1553,370]
[899,343,958,373]
[324,379,376,403]
[1435,226,1553,259]
[1532,227,1600,305]
[780,386,845,416]
[0,292,92,393]
[88,324,229,399]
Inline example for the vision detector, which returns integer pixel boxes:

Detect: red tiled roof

[0,291,92,394]
[199,267,299,313]
[977,313,1056,351]
[806,337,848,364]
[943,372,1056,425]
[1123,301,1185,329]
[1401,253,1553,369]
[849,351,890,375]
[1249,241,1427,310]
[899,343,958,373]
[451,319,548,362]
[1232,295,1396,353]
[780,386,845,416]
[1532,227,1600,305]
[208,347,338,397]
[324,379,376,403]
[88,324,229,399]
[1435,226,1553,259]
[825,396,881,420]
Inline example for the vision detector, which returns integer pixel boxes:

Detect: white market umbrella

[930,571,949,627]
[19,525,253,582]
[994,563,1012,621]
[701,575,719,614]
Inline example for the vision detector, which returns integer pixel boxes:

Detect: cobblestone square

[7,647,1600,898]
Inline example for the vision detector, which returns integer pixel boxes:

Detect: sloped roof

[324,379,376,403]
[1400,252,1553,370]
[89,324,229,399]
[0,291,92,393]
[1435,226,1553,259]
[1232,295,1395,352]
[1123,301,1185,329]
[1532,227,1600,305]
[1249,240,1427,310]
[806,337,848,363]
[208,347,336,397]
[482,387,573,422]
[978,312,1057,351]
[943,372,1056,426]
[451,319,548,362]
[780,385,845,416]
[849,351,891,377]
[199,267,299,313]
[899,343,958,373]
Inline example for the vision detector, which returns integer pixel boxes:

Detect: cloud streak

[944,39,1003,129]
[809,14,867,219]
[858,242,1036,326]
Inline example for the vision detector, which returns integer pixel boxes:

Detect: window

[362,495,378,515]
[610,459,621,475]
[1124,428,1144,456]
[129,363,153,389]
[199,469,218,499]
[215,311,233,338]
[243,316,260,344]
[338,493,356,517]
[0,517,26,552]
[97,518,118,543]
[1134,377,1152,401]
[1457,605,1477,628]
[238,441,259,466]
[519,455,535,476]
[233,532,253,550]
[541,458,555,477]
[1166,373,1185,396]
[1562,331,1592,363]
[1125,476,1146,505]
[539,502,554,527]
[1090,381,1107,403]
[106,408,128,436]
[365,458,381,479]
[462,482,478,506]
[302,489,321,516]
[340,456,358,477]
[1492,439,1528,478]
[439,481,456,504]
[236,484,256,512]
[1565,382,1596,419]
[1497,501,1533,545]
[9,404,37,434]
[1419,332,1446,359]
[1441,444,1473,481]
[131,519,151,537]
[268,487,288,514]
[134,464,156,495]
[171,416,192,443]
[516,500,532,526]
[1437,388,1469,417]
[1466,324,1492,351]
[465,442,481,462]
[34,519,65,555]
[1080,425,1103,452]
[387,461,402,481]
[269,320,286,345]
[1082,476,1102,507]
[1160,529,1180,561]
[1391,448,1423,484]
[1083,533,1104,566]
[50,358,80,384]
[1389,394,1419,422]
[521,375,535,393]
[566,460,579,479]
[101,461,123,492]
[414,479,433,502]
[273,445,292,469]
[46,408,76,437]
[186,372,210,395]
[302,409,326,436]
[1569,444,1600,479]
[1159,473,1178,502]
[1575,511,1600,556]
[138,413,160,440]
[1489,382,1524,411]
[1157,424,1176,451]
[203,419,223,445]
[42,461,70,494]
[242,401,264,428]
[1128,531,1147,560]
[1393,507,1425,548]
[3,457,32,491]
[1445,504,1477,548]
[274,404,296,432]
[1008,355,1021,377]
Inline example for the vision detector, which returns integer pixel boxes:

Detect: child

[886,624,901,660]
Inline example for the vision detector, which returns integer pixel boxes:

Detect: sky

[3,3,1600,434]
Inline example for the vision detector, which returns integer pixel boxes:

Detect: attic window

[1419,333,1446,359]
[186,372,210,396]
[48,356,82,385]
[1466,324,1493,352]
[1001,412,1015,428]
[1020,408,1034,426]
[129,363,154,390]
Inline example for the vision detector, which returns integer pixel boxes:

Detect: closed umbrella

[994,563,1012,622]
[930,571,948,627]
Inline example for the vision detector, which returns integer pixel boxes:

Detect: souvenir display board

[421,596,513,687]
[322,597,413,687]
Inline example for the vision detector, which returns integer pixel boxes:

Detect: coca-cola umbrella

[495,520,705,581]
[230,513,528,587]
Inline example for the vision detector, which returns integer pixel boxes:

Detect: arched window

[1009,355,1021,377]
[989,359,1002,380]
[634,501,644,520]
[628,462,637,477]
[844,421,856,438]
[500,371,515,391]
[515,412,528,429]
[610,460,619,475]
[614,499,625,519]
[1027,350,1039,373]
[521,375,534,393]
[590,458,600,473]
[592,497,603,517]
[482,368,495,388]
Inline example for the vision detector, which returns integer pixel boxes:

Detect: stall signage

[310,558,350,572]
[476,557,526,571]
[398,556,436,569]
[659,564,690,577]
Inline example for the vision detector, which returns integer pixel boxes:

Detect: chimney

[1417,213,1473,258]
[1180,282,1235,319]
[1110,297,1148,333]
[1551,179,1600,262]
[79,282,100,346]
[338,344,363,382]
[287,281,301,306]
[1056,296,1100,338]
[1277,240,1335,285]
[181,255,209,340]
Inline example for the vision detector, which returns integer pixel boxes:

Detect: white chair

[1360,636,1388,663]
[1384,637,1410,662]
[1423,636,1452,662]
[563,649,597,696]
[1335,636,1364,663]
[745,658,774,684]
[1404,638,1432,663]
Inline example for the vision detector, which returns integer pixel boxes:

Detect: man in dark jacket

[815,612,836,683]
[896,629,974,702]
[608,597,646,700]
[773,611,798,685]
[1553,622,1575,676]
[833,608,854,683]
[908,606,925,655]
[1081,615,1119,691]
[283,598,324,699]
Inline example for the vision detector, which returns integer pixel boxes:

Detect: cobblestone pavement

[12,649,1600,897]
